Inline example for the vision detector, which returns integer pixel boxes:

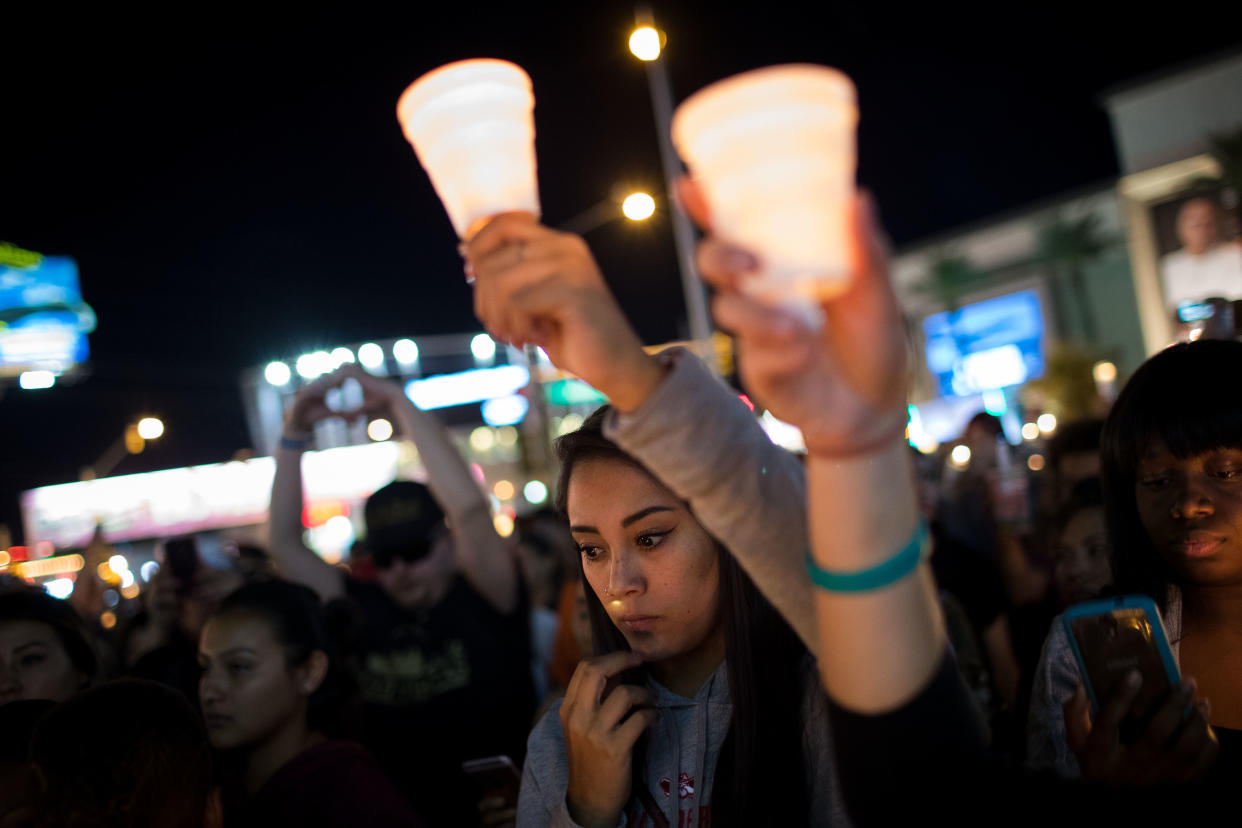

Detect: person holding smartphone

[268,365,535,826]
[1027,339,1240,782]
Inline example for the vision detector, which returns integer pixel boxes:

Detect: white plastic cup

[397,59,540,240]
[672,64,858,319]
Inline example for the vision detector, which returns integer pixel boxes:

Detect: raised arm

[465,213,816,649]
[269,376,346,601]
[688,186,945,713]
[341,366,520,615]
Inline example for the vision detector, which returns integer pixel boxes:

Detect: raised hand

[560,651,658,828]
[681,178,909,456]
[463,213,665,413]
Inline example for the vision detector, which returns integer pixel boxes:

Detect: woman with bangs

[1027,339,1241,781]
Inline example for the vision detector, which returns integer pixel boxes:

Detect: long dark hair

[212,579,353,735]
[1100,340,1242,612]
[555,407,810,827]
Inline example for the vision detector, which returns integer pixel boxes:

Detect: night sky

[4,3,1240,543]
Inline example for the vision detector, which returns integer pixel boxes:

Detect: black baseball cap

[363,481,447,566]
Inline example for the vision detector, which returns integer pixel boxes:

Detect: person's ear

[296,651,329,696]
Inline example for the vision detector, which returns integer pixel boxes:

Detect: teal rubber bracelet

[805,521,929,593]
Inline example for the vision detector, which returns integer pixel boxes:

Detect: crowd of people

[1,178,1239,827]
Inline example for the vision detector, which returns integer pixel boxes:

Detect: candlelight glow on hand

[672,64,858,320]
[397,59,540,240]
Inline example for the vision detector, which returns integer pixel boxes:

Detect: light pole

[82,417,165,481]
[630,6,715,364]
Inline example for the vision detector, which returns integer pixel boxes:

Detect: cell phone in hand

[1063,595,1180,743]
[462,755,521,810]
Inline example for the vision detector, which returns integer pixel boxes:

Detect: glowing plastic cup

[397,59,540,240]
[672,64,858,318]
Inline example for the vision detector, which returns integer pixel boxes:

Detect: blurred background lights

[1021,422,1040,441]
[100,611,117,629]
[121,583,140,600]
[481,394,529,427]
[1037,413,1058,434]
[496,426,518,447]
[44,578,75,599]
[367,418,394,442]
[493,512,515,538]
[19,371,56,390]
[622,192,656,221]
[358,343,385,370]
[1028,454,1046,471]
[469,426,496,452]
[0,550,9,567]
[393,339,419,365]
[331,347,355,367]
[950,445,972,468]
[137,418,164,440]
[1093,361,1117,384]
[265,361,291,386]
[296,351,333,379]
[524,480,548,505]
[140,561,160,582]
[108,554,129,574]
[556,413,585,437]
[120,570,135,589]
[471,334,497,362]
[629,26,662,60]
[493,480,515,500]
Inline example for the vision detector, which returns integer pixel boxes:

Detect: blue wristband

[805,521,929,593]
[279,435,311,451]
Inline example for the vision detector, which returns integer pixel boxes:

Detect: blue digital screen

[922,290,1045,397]
[0,255,94,375]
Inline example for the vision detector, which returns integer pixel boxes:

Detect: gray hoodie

[515,349,850,826]
[516,658,849,827]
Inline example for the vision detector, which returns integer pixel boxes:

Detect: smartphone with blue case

[1063,595,1180,742]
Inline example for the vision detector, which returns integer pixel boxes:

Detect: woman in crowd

[1028,338,1240,779]
[466,211,845,825]
[197,579,421,827]
[0,589,98,706]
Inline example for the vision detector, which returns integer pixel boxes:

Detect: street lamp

[559,189,658,235]
[82,417,166,481]
[629,7,715,361]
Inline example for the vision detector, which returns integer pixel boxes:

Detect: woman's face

[567,458,721,665]
[1052,507,1112,606]
[198,612,317,750]
[0,620,84,705]
[1135,443,1242,586]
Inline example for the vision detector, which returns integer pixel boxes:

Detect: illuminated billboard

[0,244,95,377]
[922,289,1045,398]
[21,442,403,550]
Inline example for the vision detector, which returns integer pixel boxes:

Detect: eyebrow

[14,641,51,653]
[570,505,676,535]
[204,647,258,659]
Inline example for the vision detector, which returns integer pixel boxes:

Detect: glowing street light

[265,361,292,386]
[1037,413,1058,435]
[393,339,419,366]
[629,26,662,61]
[331,347,356,367]
[950,445,972,468]
[1021,423,1040,441]
[367,418,394,442]
[136,418,165,440]
[358,343,385,372]
[471,334,497,362]
[622,192,656,221]
[296,351,333,380]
